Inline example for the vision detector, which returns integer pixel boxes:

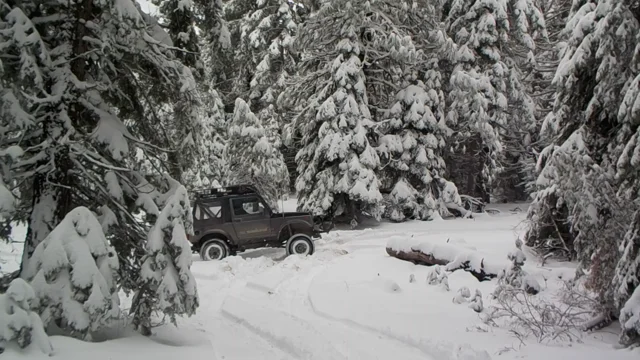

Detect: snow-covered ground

[3,201,639,359]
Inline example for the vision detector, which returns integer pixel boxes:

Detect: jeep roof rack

[192,184,258,200]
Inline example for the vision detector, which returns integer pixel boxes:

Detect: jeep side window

[194,205,205,220]
[207,204,222,218]
[232,197,265,216]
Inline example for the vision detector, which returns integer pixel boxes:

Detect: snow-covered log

[386,238,507,281]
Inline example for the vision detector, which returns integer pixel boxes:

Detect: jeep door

[229,196,272,244]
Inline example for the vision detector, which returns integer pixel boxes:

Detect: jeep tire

[286,235,315,256]
[200,239,229,261]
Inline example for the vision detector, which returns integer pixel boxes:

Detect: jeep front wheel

[286,235,315,256]
[200,239,229,261]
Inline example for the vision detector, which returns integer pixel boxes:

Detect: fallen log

[385,245,499,282]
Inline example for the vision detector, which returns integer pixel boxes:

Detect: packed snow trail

[219,261,432,360]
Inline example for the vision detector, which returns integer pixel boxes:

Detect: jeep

[188,185,327,261]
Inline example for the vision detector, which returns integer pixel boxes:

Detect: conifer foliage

[291,1,384,222]
[442,0,546,202]
[132,186,198,336]
[0,278,53,354]
[524,0,640,343]
[22,207,120,339]
[225,98,289,209]
[378,80,455,221]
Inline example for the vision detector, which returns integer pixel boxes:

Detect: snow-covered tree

[154,0,202,76]
[619,286,640,346]
[223,0,298,108]
[132,186,198,335]
[22,207,119,339]
[377,77,458,221]
[225,98,288,208]
[525,0,640,338]
[0,278,53,354]
[441,0,547,202]
[184,90,228,188]
[290,1,388,222]
[0,0,199,300]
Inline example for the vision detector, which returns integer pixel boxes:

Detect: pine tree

[525,0,640,338]
[0,278,53,354]
[378,78,457,221]
[154,0,202,76]
[22,207,120,339]
[440,0,546,202]
[610,0,640,344]
[291,1,383,223]
[132,186,198,335]
[225,98,289,208]
[0,0,199,299]
[184,89,228,188]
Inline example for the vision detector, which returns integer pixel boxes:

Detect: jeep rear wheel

[200,239,229,261]
[286,235,315,256]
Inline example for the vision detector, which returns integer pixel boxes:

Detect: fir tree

[0,278,53,355]
[526,0,640,338]
[377,78,457,221]
[184,89,228,188]
[22,207,120,339]
[225,98,289,208]
[440,0,546,202]
[0,0,199,300]
[132,186,198,336]
[291,1,383,223]
[154,0,202,76]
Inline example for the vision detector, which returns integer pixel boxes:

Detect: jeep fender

[277,220,313,240]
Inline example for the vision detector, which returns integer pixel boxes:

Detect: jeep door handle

[234,218,243,222]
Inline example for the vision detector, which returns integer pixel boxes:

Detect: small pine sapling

[469,289,484,313]
[495,239,540,296]
[22,207,119,340]
[453,286,472,304]
[133,186,199,335]
[0,279,53,355]
[427,265,450,291]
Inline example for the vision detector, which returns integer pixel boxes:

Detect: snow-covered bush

[484,286,585,344]
[22,207,119,340]
[619,287,640,346]
[453,286,471,304]
[495,239,540,296]
[132,186,198,335]
[426,265,449,291]
[469,289,483,313]
[0,278,52,354]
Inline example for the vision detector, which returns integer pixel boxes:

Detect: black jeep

[189,185,327,261]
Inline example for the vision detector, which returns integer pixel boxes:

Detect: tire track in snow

[237,260,432,360]
[282,266,433,360]
[208,315,295,360]
[305,278,492,360]
[261,256,490,360]
[220,295,348,360]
